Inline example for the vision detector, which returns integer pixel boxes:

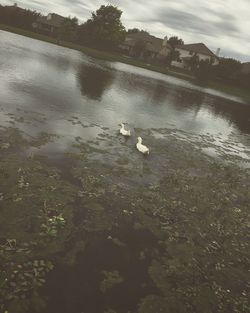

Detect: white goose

[136,137,149,155]
[119,123,131,137]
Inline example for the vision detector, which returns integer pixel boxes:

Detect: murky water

[1,30,250,141]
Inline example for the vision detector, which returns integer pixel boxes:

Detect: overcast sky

[2,0,250,61]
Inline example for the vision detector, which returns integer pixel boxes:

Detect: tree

[58,17,78,42]
[167,36,184,48]
[194,59,215,82]
[215,57,241,81]
[187,53,200,71]
[166,49,180,66]
[127,28,140,34]
[79,5,126,50]
[0,5,40,30]
[237,72,250,89]
[127,28,149,35]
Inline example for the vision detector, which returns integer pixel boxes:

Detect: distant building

[5,3,26,12]
[33,13,66,35]
[119,32,172,62]
[241,62,250,74]
[172,43,219,69]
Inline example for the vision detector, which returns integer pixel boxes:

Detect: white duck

[136,137,149,155]
[119,123,131,137]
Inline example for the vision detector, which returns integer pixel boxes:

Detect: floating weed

[0,126,250,313]
[100,270,124,293]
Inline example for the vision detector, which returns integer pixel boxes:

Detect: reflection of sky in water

[0,30,250,158]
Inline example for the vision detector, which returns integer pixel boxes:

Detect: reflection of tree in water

[162,87,250,134]
[151,83,170,104]
[77,64,114,100]
[206,100,250,134]
[171,88,205,110]
[174,88,250,133]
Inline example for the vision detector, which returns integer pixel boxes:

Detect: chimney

[216,48,221,57]
[14,3,17,7]
[162,36,168,47]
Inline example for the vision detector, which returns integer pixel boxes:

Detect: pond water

[1,30,250,141]
[1,30,250,313]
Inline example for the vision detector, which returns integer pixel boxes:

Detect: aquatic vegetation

[40,213,66,238]
[0,125,249,313]
[100,270,124,293]
[0,128,77,312]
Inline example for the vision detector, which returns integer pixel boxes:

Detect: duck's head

[137,137,142,143]
[119,123,124,127]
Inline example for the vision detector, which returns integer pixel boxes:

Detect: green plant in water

[40,214,66,238]
[100,270,124,293]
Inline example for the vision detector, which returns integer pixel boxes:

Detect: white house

[172,43,219,69]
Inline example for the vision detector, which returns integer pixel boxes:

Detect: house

[32,13,66,35]
[119,32,172,63]
[241,62,250,74]
[5,3,26,12]
[172,43,219,69]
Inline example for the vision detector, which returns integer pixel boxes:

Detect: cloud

[2,0,250,61]
[142,8,239,37]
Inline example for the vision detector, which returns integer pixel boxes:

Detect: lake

[1,30,250,138]
[0,30,250,313]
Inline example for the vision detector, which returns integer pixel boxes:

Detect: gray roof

[125,32,171,53]
[176,43,218,58]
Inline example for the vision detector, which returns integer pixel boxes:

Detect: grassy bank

[1,24,250,103]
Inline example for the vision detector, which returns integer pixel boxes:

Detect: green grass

[1,23,250,103]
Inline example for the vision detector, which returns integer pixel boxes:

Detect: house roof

[37,13,66,28]
[241,62,250,74]
[5,4,26,11]
[176,43,218,58]
[125,32,171,53]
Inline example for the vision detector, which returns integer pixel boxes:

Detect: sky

[2,0,250,61]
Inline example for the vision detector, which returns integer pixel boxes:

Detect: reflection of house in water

[39,53,71,72]
[77,65,114,100]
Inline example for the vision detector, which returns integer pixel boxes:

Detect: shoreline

[1,24,250,103]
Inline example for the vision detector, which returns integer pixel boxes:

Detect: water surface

[1,30,250,142]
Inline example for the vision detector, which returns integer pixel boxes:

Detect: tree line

[0,3,249,89]
[0,4,40,30]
